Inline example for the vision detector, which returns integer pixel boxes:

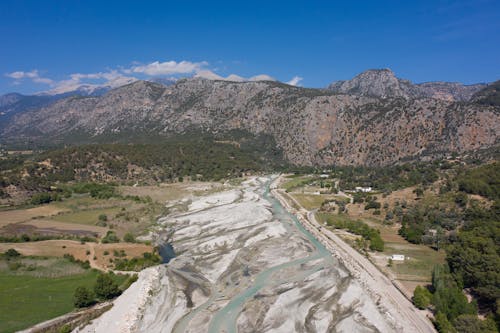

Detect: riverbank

[271,175,436,333]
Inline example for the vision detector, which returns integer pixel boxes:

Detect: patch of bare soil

[0,240,153,271]
[0,205,69,227]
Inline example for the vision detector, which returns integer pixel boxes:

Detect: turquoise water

[206,179,335,333]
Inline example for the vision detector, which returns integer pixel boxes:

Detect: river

[83,176,402,333]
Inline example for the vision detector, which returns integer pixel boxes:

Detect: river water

[206,180,332,332]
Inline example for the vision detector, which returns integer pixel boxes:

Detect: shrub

[94,273,121,300]
[123,233,136,243]
[120,274,139,290]
[8,262,23,271]
[113,252,161,271]
[30,193,53,205]
[113,249,126,257]
[4,248,21,258]
[454,192,468,207]
[73,286,94,308]
[59,325,72,333]
[414,187,424,197]
[101,231,119,243]
[365,201,381,210]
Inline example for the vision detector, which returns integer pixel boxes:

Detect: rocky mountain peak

[327,69,487,101]
[328,68,412,99]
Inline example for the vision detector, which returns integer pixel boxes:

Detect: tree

[434,312,457,333]
[413,285,432,309]
[431,264,479,321]
[73,286,94,308]
[432,278,477,321]
[452,314,498,333]
[369,232,384,251]
[98,214,108,222]
[94,273,121,299]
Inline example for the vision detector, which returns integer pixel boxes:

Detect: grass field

[281,175,312,192]
[317,211,445,286]
[292,193,326,210]
[384,242,446,281]
[0,260,127,333]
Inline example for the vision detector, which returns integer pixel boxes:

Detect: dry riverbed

[78,176,433,333]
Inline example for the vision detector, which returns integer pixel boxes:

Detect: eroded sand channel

[80,177,407,333]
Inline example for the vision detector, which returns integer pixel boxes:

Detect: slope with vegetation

[1,71,498,166]
[282,158,499,332]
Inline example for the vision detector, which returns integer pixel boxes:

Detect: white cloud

[286,76,303,86]
[194,70,224,80]
[130,60,208,76]
[45,70,137,95]
[5,60,290,95]
[5,70,54,85]
[249,74,275,81]
[195,70,276,83]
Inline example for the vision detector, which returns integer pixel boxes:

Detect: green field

[281,176,312,192]
[0,259,127,333]
[385,243,446,281]
[292,193,326,210]
[316,212,446,282]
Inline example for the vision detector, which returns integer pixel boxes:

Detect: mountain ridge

[2,72,498,166]
[327,69,487,101]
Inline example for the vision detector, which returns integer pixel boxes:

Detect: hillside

[1,70,499,166]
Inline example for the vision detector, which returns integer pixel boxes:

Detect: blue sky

[1,0,499,94]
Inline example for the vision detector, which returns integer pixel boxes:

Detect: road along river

[79,176,434,333]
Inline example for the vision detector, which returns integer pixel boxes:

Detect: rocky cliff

[1,71,498,166]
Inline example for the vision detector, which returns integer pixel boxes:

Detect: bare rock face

[416,81,486,101]
[1,75,499,166]
[327,69,415,99]
[327,69,486,101]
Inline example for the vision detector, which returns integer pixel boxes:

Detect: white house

[355,186,372,193]
[319,174,330,179]
[389,254,405,261]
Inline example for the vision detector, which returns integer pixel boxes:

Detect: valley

[0,69,497,333]
[79,176,435,333]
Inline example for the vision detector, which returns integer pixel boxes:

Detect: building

[389,254,405,261]
[355,186,372,193]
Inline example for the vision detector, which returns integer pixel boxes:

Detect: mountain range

[1,69,498,166]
